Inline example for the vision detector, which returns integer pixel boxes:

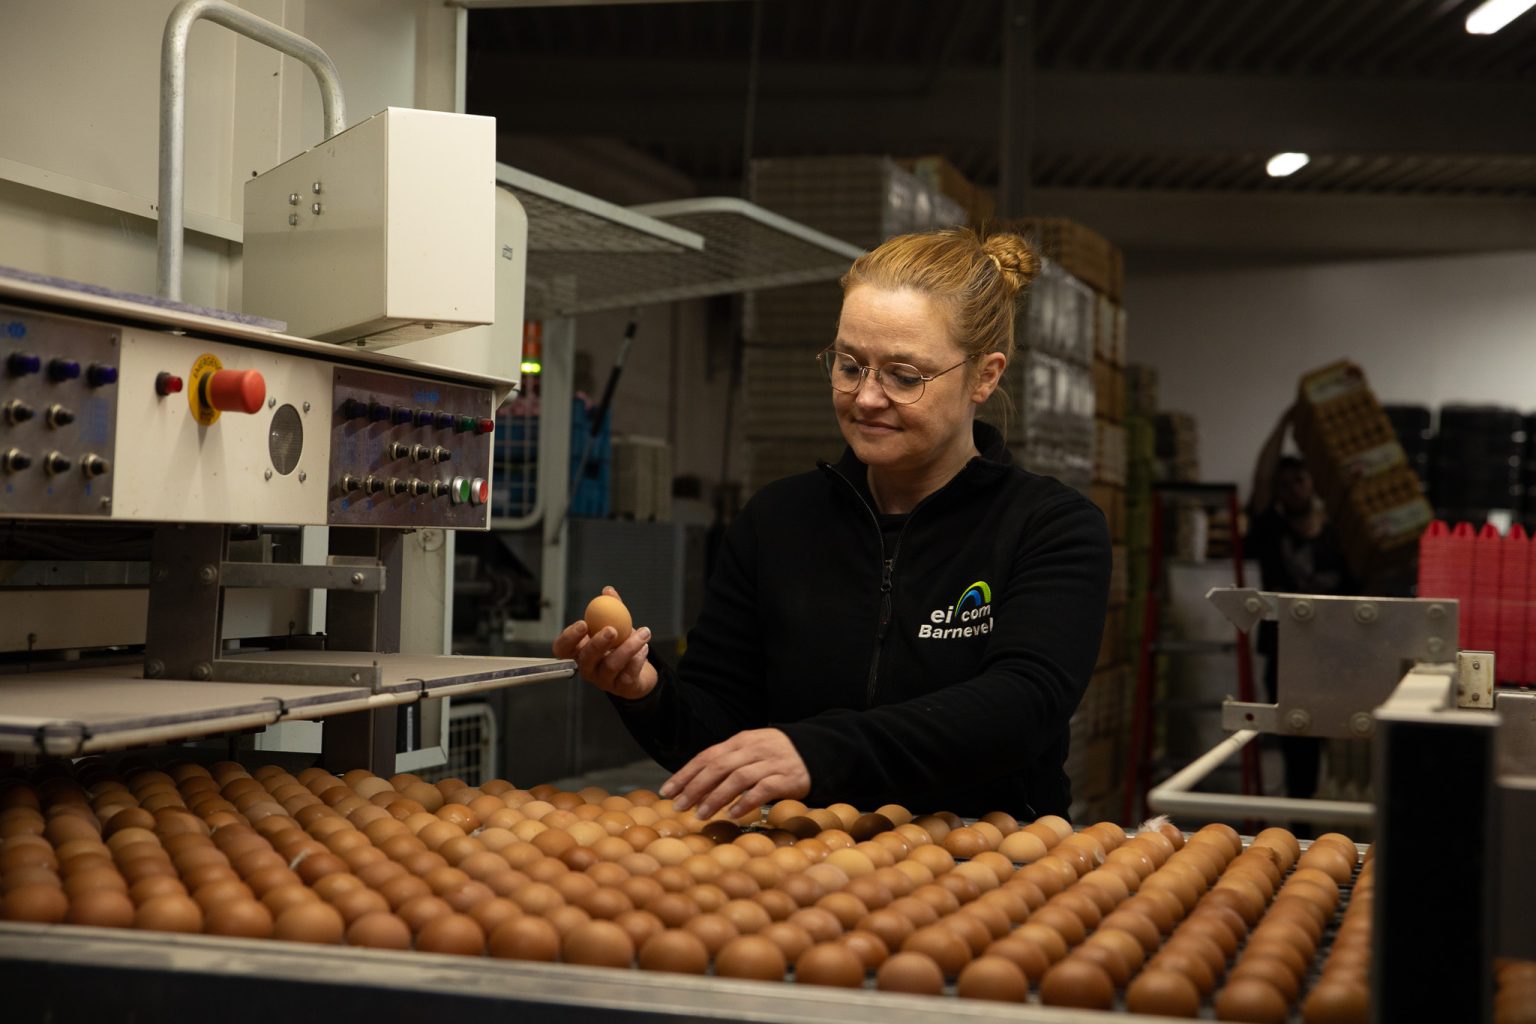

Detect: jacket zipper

[824,466,909,708]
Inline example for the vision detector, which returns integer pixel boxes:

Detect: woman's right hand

[552,587,658,700]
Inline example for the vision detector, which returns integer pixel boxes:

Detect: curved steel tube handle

[158,0,347,300]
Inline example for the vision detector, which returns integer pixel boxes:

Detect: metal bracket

[209,659,382,690]
[1209,587,1459,739]
[218,561,385,592]
[1456,650,1495,709]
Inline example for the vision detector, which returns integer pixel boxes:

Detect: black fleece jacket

[611,421,1111,819]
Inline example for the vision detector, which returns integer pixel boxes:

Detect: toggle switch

[4,401,34,425]
[387,477,408,496]
[45,405,74,428]
[410,478,431,496]
[7,353,40,376]
[388,442,411,460]
[364,475,386,495]
[48,358,80,382]
[412,444,432,462]
[432,446,452,464]
[2,449,30,472]
[86,364,118,388]
[43,451,71,475]
[81,454,110,478]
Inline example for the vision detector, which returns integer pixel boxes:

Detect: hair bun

[981,233,1040,296]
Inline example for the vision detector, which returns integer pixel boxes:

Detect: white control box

[242,107,496,348]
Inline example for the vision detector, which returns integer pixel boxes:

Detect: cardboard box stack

[742,157,967,494]
[1293,361,1434,589]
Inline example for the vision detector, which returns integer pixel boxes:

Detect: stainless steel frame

[157,0,348,300]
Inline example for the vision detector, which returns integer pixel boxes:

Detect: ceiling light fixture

[1266,152,1310,177]
[1466,0,1536,34]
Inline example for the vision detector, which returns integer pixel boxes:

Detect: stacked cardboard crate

[1293,361,1434,590]
[1007,261,1097,492]
[742,157,966,494]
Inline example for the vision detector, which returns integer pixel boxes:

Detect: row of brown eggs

[2,762,1363,1018]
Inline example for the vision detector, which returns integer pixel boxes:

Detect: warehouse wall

[1126,249,1536,499]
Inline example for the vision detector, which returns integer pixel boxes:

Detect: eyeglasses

[816,348,976,405]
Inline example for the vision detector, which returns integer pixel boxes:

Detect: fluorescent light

[1266,152,1310,177]
[1466,0,1536,34]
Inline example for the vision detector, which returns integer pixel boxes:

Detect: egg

[1039,957,1114,1009]
[273,900,345,944]
[901,924,971,977]
[794,940,865,987]
[1126,966,1202,1017]
[134,893,203,933]
[1214,976,1290,1023]
[584,595,633,643]
[839,928,889,970]
[876,950,945,994]
[956,954,1029,1002]
[638,927,710,974]
[65,887,136,928]
[416,912,486,956]
[715,935,787,981]
[984,936,1051,983]
[204,899,275,938]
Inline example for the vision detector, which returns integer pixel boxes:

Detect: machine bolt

[144,658,165,678]
[268,396,276,408]
[1349,712,1374,737]
[288,193,300,205]
[197,564,218,584]
[264,468,273,481]
[100,496,111,510]
[1291,601,1314,621]
[302,401,311,413]
[1354,602,1378,623]
[191,662,212,680]
[1285,708,1312,732]
[1471,692,1482,703]
[1427,604,1446,620]
[152,564,168,582]
[1427,637,1445,655]
[288,214,298,226]
[312,202,323,215]
[312,181,322,194]
[351,573,364,586]
[298,470,306,483]
[1244,596,1262,614]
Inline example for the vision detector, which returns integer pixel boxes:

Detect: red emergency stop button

[204,369,266,414]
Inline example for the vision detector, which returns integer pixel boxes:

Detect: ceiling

[467,0,1536,263]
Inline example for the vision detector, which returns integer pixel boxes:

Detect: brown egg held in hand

[585,595,633,643]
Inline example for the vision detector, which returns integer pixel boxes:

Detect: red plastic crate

[1496,525,1531,684]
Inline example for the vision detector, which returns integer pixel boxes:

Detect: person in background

[553,227,1111,822]
[1247,406,1358,804]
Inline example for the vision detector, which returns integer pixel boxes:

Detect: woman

[553,228,1111,822]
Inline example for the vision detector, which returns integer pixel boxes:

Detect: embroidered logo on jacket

[918,580,995,639]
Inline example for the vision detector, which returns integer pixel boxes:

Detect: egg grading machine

[1145,587,1536,1022]
[0,2,572,777]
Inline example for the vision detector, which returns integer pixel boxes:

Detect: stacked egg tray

[0,760,1522,1022]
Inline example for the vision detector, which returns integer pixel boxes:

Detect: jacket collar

[824,421,1013,508]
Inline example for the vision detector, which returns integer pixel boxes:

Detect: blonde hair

[840,228,1039,435]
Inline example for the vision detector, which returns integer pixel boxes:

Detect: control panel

[0,305,120,517]
[328,366,494,528]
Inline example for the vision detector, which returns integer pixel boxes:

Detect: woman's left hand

[660,728,811,820]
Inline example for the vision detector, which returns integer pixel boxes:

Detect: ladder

[1122,481,1261,822]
